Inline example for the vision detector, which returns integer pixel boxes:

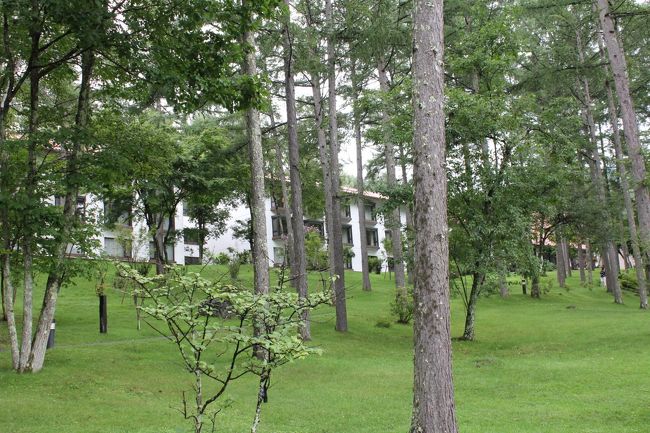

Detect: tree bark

[19,18,41,371]
[586,241,593,286]
[556,236,566,288]
[325,0,347,332]
[351,59,371,291]
[578,243,586,285]
[377,57,406,289]
[304,2,335,287]
[411,0,459,430]
[597,33,647,308]
[243,15,270,299]
[268,109,294,271]
[562,239,571,277]
[282,2,310,340]
[596,0,650,299]
[27,49,96,372]
[399,144,415,286]
[461,272,483,341]
[576,28,622,303]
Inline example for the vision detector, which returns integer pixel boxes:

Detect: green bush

[391,286,414,324]
[368,256,382,274]
[305,231,328,271]
[215,252,230,265]
[620,272,638,293]
[228,258,241,280]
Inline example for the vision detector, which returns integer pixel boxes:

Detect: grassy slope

[1,267,649,433]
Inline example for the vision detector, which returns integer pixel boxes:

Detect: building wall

[82,191,407,273]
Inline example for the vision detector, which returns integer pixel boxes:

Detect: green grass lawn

[1,266,649,433]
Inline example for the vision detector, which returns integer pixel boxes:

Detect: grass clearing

[1,266,649,432]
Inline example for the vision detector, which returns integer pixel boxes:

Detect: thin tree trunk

[411,0,459,430]
[461,272,483,341]
[399,144,415,286]
[576,28,622,303]
[27,50,96,372]
[556,237,566,288]
[282,2,310,340]
[586,241,593,286]
[377,56,406,289]
[243,15,269,300]
[268,109,294,271]
[499,270,508,298]
[325,0,347,332]
[563,240,572,277]
[351,59,371,291]
[531,274,540,299]
[598,34,647,308]
[578,243,586,285]
[19,21,41,370]
[597,1,650,297]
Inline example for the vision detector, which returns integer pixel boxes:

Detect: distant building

[72,187,407,273]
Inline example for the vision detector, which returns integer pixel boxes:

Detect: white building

[87,186,407,273]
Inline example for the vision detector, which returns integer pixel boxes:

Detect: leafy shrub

[391,286,414,324]
[305,231,328,271]
[228,258,240,280]
[215,252,230,265]
[620,272,638,293]
[368,256,382,274]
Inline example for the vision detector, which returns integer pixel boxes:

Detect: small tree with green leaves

[118,264,329,433]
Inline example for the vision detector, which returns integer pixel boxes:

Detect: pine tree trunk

[596,1,650,298]
[325,0,347,332]
[578,243,586,285]
[268,110,294,271]
[598,35,647,308]
[243,16,270,299]
[576,28,622,303]
[351,59,371,291]
[586,241,593,286]
[411,0,459,430]
[399,145,415,286]
[563,240,572,277]
[282,3,310,340]
[556,237,566,288]
[377,57,406,289]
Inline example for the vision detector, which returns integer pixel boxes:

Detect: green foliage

[390,286,414,324]
[116,264,329,432]
[620,272,638,293]
[305,230,328,271]
[228,257,241,281]
[368,256,383,274]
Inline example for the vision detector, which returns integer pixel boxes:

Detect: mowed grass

[1,266,650,433]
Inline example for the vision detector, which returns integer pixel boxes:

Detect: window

[342,225,353,245]
[365,203,377,222]
[182,201,190,217]
[366,228,379,248]
[304,220,324,237]
[76,196,86,218]
[183,228,200,245]
[273,247,286,266]
[185,256,200,265]
[341,203,351,219]
[272,216,288,238]
[104,237,130,258]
